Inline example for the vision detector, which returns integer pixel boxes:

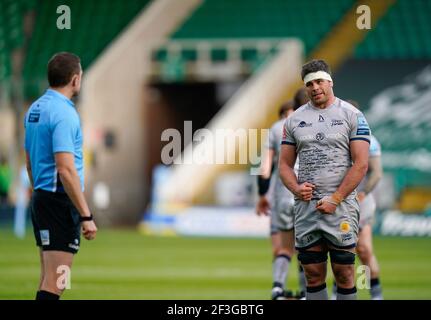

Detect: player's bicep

[279,117,297,168]
[279,144,297,169]
[350,140,369,166]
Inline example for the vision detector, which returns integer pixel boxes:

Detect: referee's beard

[71,87,81,102]
[72,88,80,98]
[70,91,81,105]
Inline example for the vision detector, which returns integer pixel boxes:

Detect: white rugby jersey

[281,98,371,199]
[267,118,295,202]
[357,134,382,192]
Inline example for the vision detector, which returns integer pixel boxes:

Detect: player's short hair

[293,88,309,110]
[47,52,81,87]
[278,100,294,118]
[301,59,331,81]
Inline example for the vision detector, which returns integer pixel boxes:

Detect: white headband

[303,71,333,85]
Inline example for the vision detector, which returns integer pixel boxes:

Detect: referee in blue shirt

[24,52,97,300]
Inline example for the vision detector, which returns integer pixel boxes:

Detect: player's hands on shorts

[256,196,271,216]
[82,220,97,240]
[295,182,315,201]
[316,197,337,214]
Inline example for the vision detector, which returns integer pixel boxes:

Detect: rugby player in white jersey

[279,59,370,300]
[256,89,309,300]
[331,100,384,300]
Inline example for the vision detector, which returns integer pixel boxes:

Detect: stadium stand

[0,0,35,82]
[355,0,431,58]
[172,0,354,53]
[22,0,150,98]
[151,0,355,77]
[352,0,431,210]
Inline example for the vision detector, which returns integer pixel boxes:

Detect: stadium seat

[172,0,354,54]
[22,0,150,98]
[355,0,431,59]
[0,0,34,81]
[150,0,355,80]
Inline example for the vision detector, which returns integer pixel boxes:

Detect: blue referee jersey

[24,89,84,192]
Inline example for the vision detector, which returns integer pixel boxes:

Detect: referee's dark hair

[47,52,81,88]
[301,59,331,81]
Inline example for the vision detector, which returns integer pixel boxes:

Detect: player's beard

[70,88,81,105]
[72,88,80,98]
[312,91,327,106]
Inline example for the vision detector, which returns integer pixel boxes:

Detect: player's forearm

[363,157,383,194]
[363,170,382,194]
[58,167,91,218]
[336,161,368,199]
[279,164,299,196]
[260,148,274,179]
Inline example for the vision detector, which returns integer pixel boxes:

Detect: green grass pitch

[0,228,430,299]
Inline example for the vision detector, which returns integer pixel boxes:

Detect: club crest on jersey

[315,132,325,141]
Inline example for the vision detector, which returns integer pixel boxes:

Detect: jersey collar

[46,89,75,108]
[308,97,338,112]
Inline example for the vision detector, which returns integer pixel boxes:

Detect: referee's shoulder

[50,101,79,123]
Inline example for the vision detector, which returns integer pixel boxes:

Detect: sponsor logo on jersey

[315,132,325,141]
[298,134,314,141]
[298,121,312,128]
[341,232,353,242]
[327,133,343,139]
[319,115,325,122]
[331,119,343,126]
[356,114,370,135]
